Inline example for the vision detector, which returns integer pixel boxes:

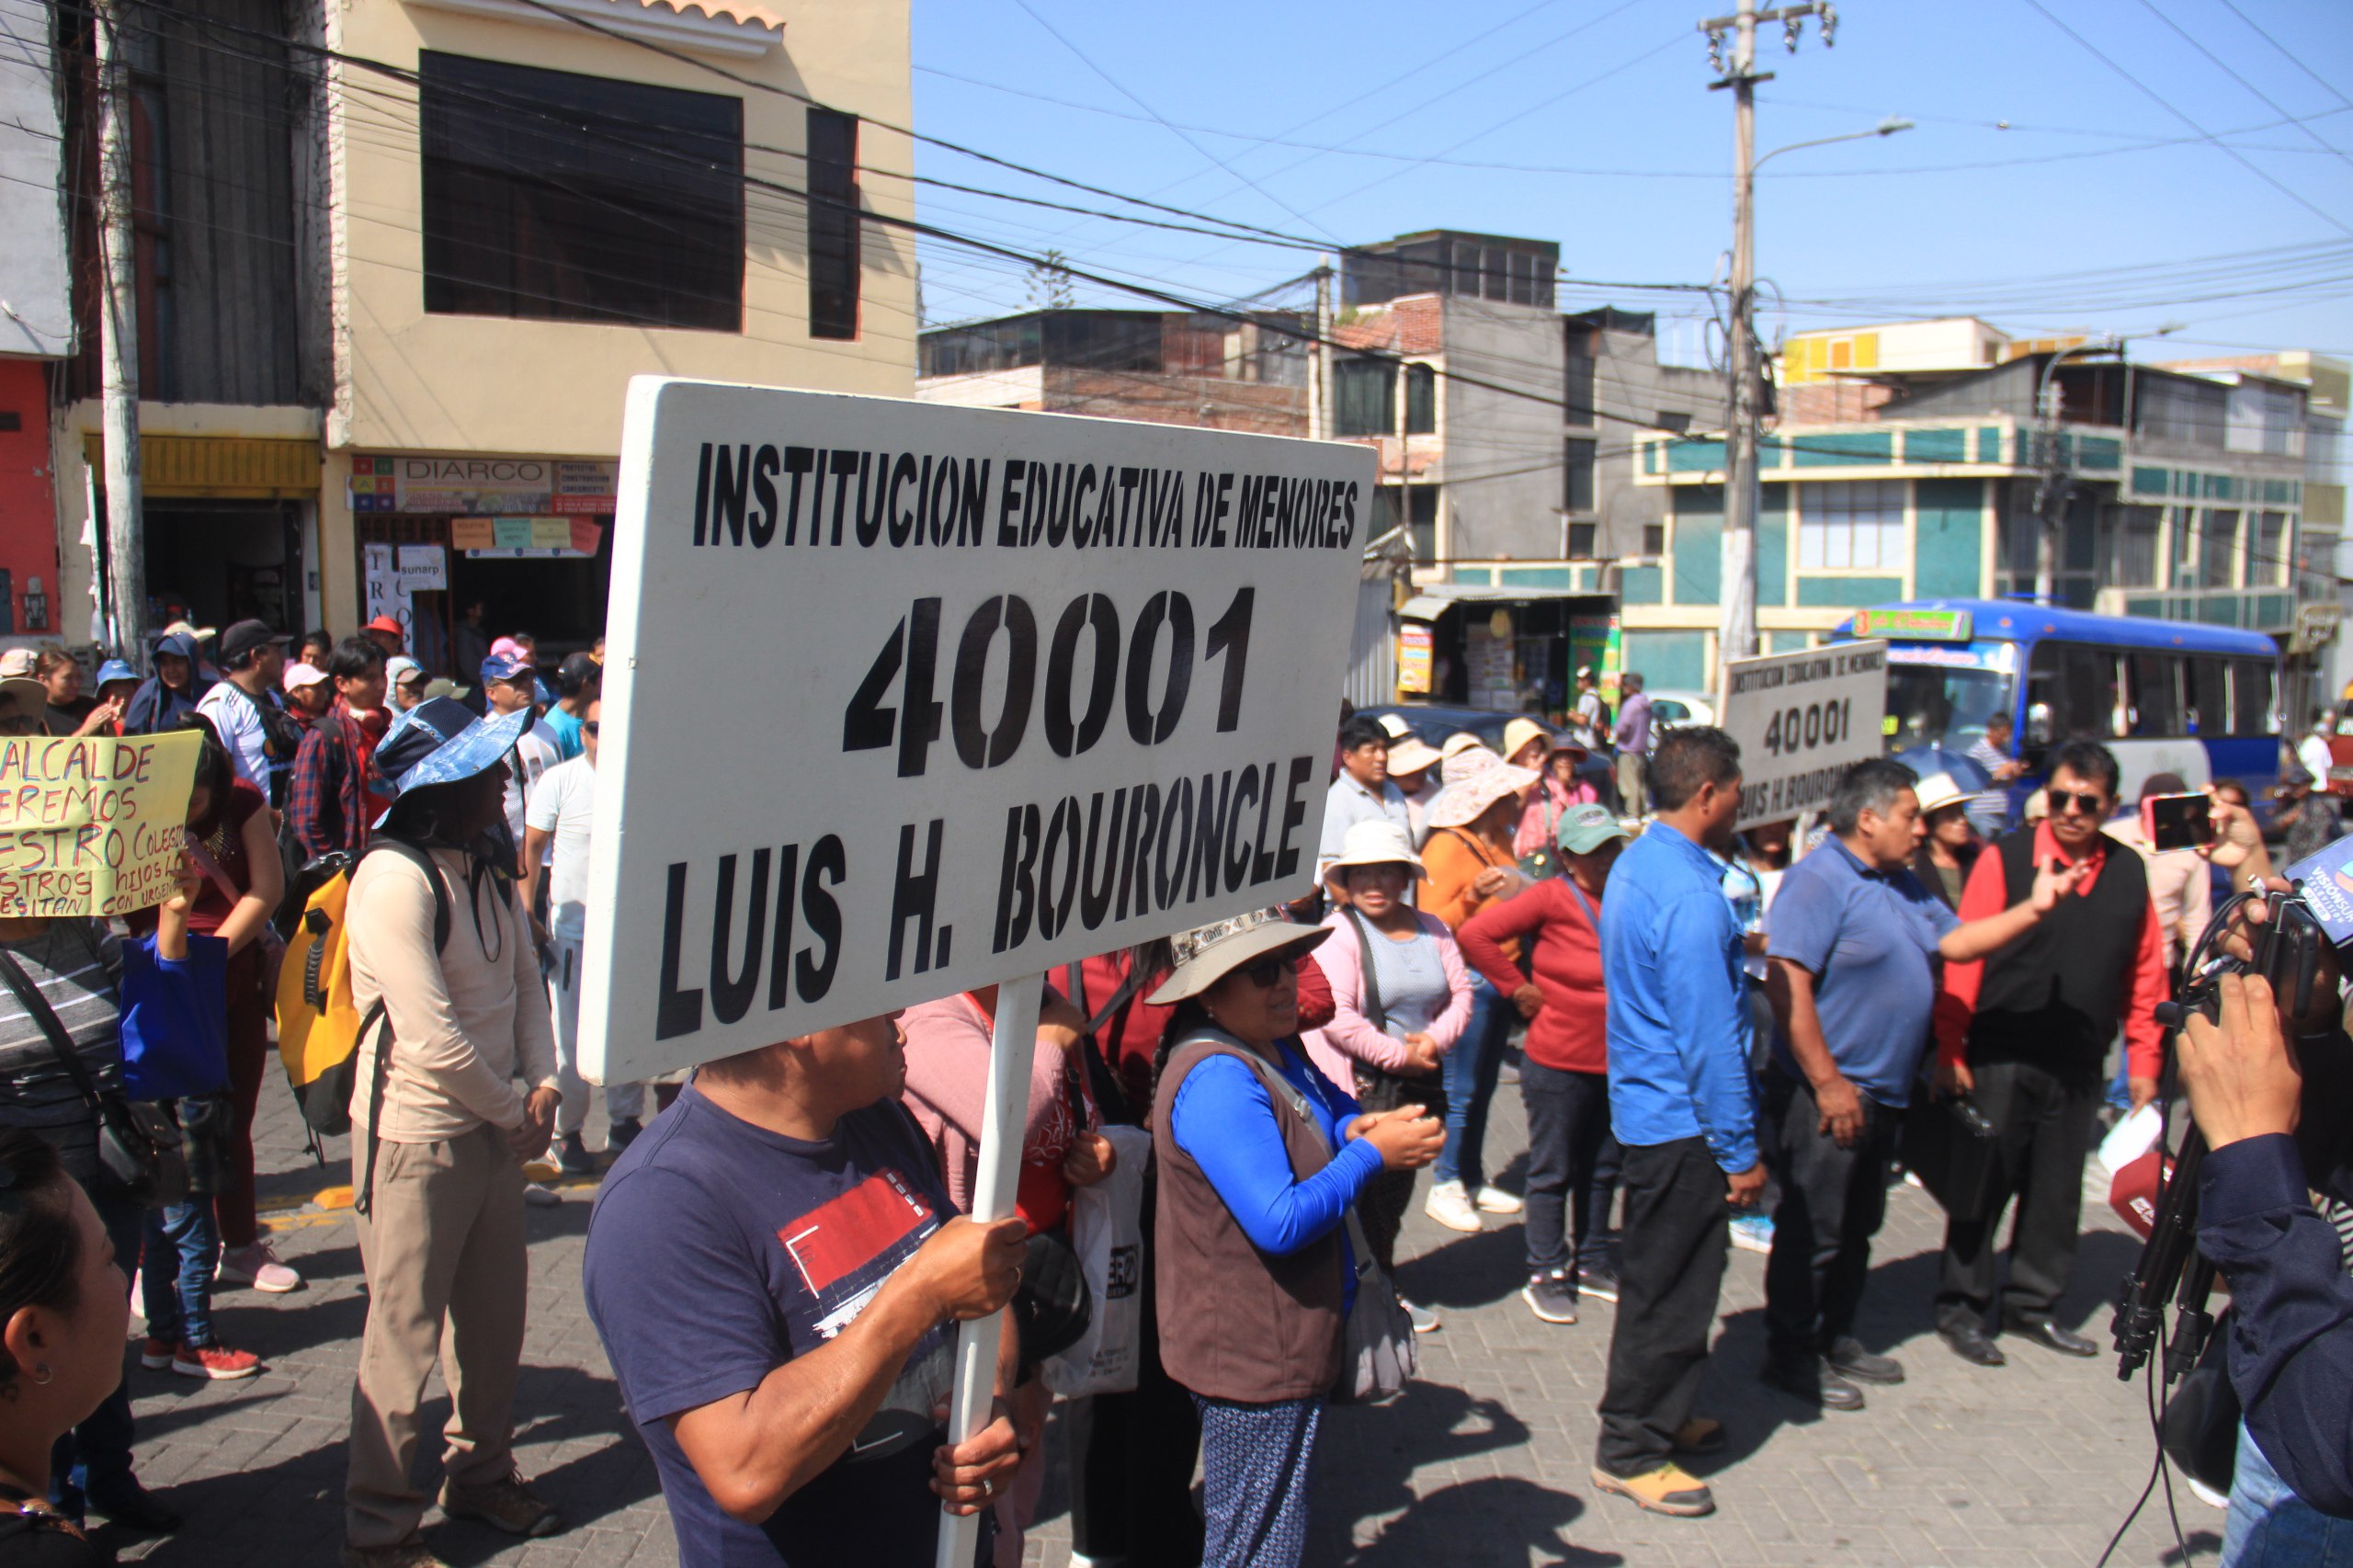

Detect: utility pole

[94,0,146,662]
[1309,257,1332,442]
[2033,337,2120,605]
[1699,2,1836,697]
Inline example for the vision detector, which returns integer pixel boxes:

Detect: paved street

[99,1065,2207,1568]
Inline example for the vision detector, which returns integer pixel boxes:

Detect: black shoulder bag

[0,946,188,1207]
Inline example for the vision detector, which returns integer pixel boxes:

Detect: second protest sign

[1718,640,1889,830]
[581,380,1374,1084]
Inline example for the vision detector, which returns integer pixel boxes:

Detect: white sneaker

[1424,1180,1483,1233]
[1401,1297,1441,1334]
[217,1242,303,1293]
[1475,1185,1523,1215]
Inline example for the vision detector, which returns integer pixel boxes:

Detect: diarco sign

[1719,642,1888,830]
[580,380,1374,1083]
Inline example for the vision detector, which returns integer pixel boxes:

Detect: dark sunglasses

[1236,955,1290,989]
[2049,789,2107,816]
[582,722,600,736]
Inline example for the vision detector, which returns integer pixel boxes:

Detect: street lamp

[2030,322,2183,603]
[1715,100,1912,699]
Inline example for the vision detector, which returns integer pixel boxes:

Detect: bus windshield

[1886,662,2013,751]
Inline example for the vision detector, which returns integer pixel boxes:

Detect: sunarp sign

[578,379,1373,1084]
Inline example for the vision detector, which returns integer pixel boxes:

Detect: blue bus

[1831,598,2282,812]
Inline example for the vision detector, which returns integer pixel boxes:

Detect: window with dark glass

[1566,521,1597,558]
[1563,330,1596,425]
[806,108,860,339]
[1642,522,1666,557]
[2187,656,2229,736]
[420,52,744,331]
[1564,437,1596,513]
[1335,358,1395,437]
[2127,653,2183,737]
[1404,364,1435,435]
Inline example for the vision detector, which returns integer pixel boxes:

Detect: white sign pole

[933,971,1044,1568]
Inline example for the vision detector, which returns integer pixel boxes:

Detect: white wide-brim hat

[1324,818,1427,881]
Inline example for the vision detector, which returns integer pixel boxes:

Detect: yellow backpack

[275,839,449,1139]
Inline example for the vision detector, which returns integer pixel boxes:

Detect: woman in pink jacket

[1303,817,1473,1335]
[1516,732,1599,860]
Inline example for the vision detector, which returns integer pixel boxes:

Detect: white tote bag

[1042,1123,1154,1398]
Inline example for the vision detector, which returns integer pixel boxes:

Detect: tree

[1025,249,1074,312]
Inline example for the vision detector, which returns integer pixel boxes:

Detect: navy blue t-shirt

[1767,835,1960,1109]
[584,1084,961,1568]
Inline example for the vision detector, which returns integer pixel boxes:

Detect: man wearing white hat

[1376,715,1444,843]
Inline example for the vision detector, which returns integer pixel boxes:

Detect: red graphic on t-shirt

[777,1169,936,1296]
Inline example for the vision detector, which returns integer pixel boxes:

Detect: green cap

[1556,803,1629,857]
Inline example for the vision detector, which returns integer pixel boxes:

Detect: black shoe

[1762,1355,1865,1411]
[2016,1320,2098,1358]
[606,1117,642,1153]
[557,1132,597,1176]
[1575,1261,1620,1304]
[1521,1271,1579,1324]
[1826,1335,1906,1385]
[85,1482,182,1535]
[1938,1323,2007,1367]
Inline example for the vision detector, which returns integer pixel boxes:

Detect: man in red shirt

[1931,739,2167,1367]
[287,638,391,860]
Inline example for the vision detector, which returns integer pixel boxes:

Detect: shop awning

[1398,584,1614,620]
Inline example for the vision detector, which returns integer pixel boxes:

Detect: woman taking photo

[1152,911,1440,1568]
[1458,805,1630,1324]
[0,1129,131,1566]
[1415,747,1539,1233]
[1304,819,1471,1334]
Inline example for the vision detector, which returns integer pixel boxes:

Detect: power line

[998,0,1343,245]
[2213,0,2353,115]
[2130,0,2353,170]
[2017,0,2353,239]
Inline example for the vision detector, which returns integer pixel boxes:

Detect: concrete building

[0,6,74,647]
[40,0,914,665]
[916,308,1308,435]
[1627,318,2336,701]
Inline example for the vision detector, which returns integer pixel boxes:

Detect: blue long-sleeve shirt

[2200,1131,2353,1517]
[1600,820,1757,1173]
[1169,1040,1379,1310]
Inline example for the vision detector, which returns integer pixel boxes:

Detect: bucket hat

[1556,803,1629,857]
[370,697,533,824]
[1324,818,1427,881]
[1145,908,1331,1006]
[94,658,139,690]
[1502,717,1552,764]
[1386,734,1443,776]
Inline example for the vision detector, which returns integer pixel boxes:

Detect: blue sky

[905,0,2353,369]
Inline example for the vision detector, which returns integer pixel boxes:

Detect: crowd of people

[0,633,2346,1568]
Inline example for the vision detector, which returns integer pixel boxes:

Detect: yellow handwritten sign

[0,733,202,917]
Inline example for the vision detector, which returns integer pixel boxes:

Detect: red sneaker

[138,1335,176,1371]
[172,1342,261,1381]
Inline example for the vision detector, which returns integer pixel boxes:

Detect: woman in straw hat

[1149,911,1441,1568]
[1303,820,1473,1334]
[1416,748,1540,1233]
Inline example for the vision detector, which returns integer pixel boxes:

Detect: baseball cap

[384,655,426,689]
[489,636,526,662]
[0,649,36,678]
[219,619,289,663]
[480,652,535,687]
[1555,803,1630,856]
[93,658,138,689]
[365,614,404,639]
[280,662,331,694]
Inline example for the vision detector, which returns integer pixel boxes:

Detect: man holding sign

[574,379,1370,1568]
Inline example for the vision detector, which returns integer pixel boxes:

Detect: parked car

[1645,689,1717,732]
[1356,702,1518,754]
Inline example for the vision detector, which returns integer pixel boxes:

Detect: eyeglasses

[1237,956,1290,989]
[582,722,600,736]
[2049,789,2107,817]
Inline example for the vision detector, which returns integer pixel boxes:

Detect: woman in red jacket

[1457,803,1629,1326]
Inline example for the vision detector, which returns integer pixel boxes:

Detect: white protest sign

[579,380,1374,1083]
[1719,641,1889,829]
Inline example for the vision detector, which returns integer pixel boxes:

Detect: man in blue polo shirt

[1591,726,1760,1521]
[1761,757,2083,1411]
